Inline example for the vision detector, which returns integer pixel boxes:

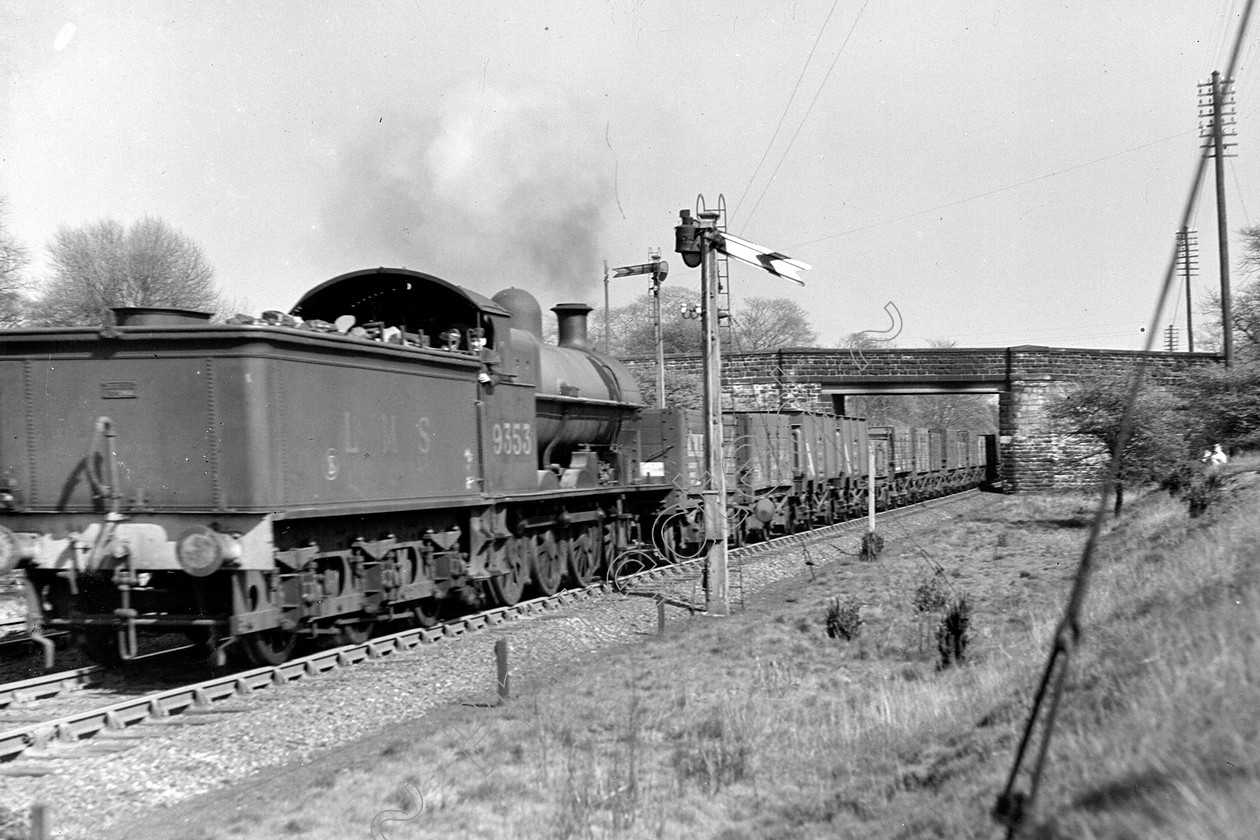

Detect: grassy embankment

[111,462,1260,839]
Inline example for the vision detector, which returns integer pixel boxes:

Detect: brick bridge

[622,346,1219,491]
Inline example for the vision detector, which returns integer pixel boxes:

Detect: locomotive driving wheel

[601,520,617,572]
[567,523,600,587]
[489,535,529,606]
[529,530,563,596]
[243,628,297,666]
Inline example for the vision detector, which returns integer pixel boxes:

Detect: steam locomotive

[0,267,993,666]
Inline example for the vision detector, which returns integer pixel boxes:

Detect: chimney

[552,303,592,348]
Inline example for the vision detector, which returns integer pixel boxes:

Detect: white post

[867,446,877,533]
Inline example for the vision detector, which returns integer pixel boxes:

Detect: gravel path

[0,494,982,839]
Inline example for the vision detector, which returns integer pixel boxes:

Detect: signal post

[675,209,729,616]
[675,204,809,617]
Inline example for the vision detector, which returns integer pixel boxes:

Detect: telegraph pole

[1201,71,1237,365]
[1177,228,1199,352]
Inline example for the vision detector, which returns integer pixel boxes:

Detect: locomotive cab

[291,266,509,358]
[292,269,646,492]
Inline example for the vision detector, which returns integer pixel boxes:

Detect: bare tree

[836,332,895,350]
[595,286,703,357]
[630,365,704,409]
[31,217,221,326]
[903,394,999,433]
[1050,371,1188,516]
[728,296,816,351]
[596,290,818,359]
[0,197,31,328]
[1196,224,1260,359]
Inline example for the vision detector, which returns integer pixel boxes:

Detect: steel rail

[0,643,197,715]
[0,488,980,762]
[0,666,102,709]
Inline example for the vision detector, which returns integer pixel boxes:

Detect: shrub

[913,569,950,614]
[1185,469,1224,518]
[1180,357,1260,452]
[859,531,885,562]
[936,596,971,670]
[826,597,863,641]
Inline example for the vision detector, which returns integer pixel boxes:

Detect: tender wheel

[489,536,529,606]
[337,619,376,646]
[567,524,599,587]
[529,531,563,596]
[411,598,442,629]
[243,628,297,666]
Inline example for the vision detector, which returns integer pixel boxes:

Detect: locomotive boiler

[0,267,666,665]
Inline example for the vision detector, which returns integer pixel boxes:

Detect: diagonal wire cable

[992,3,1256,836]
[1229,156,1252,224]
[792,129,1197,249]
[730,0,843,227]
[738,0,872,236]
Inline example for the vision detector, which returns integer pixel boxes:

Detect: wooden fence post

[495,638,509,703]
[29,803,49,840]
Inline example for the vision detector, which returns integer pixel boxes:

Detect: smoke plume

[320,84,613,303]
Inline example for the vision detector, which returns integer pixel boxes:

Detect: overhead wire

[729,0,843,227]
[737,0,872,236]
[1230,157,1252,224]
[959,334,1149,349]
[791,129,1198,250]
[992,1,1257,836]
[950,320,1150,339]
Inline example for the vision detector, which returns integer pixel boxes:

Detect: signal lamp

[674,210,703,268]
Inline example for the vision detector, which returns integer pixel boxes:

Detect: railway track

[0,489,977,765]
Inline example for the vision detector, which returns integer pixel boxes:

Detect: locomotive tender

[0,268,665,665]
[0,267,994,666]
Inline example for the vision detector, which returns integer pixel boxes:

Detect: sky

[2,1,1258,350]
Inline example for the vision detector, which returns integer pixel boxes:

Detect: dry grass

[107,460,1260,839]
